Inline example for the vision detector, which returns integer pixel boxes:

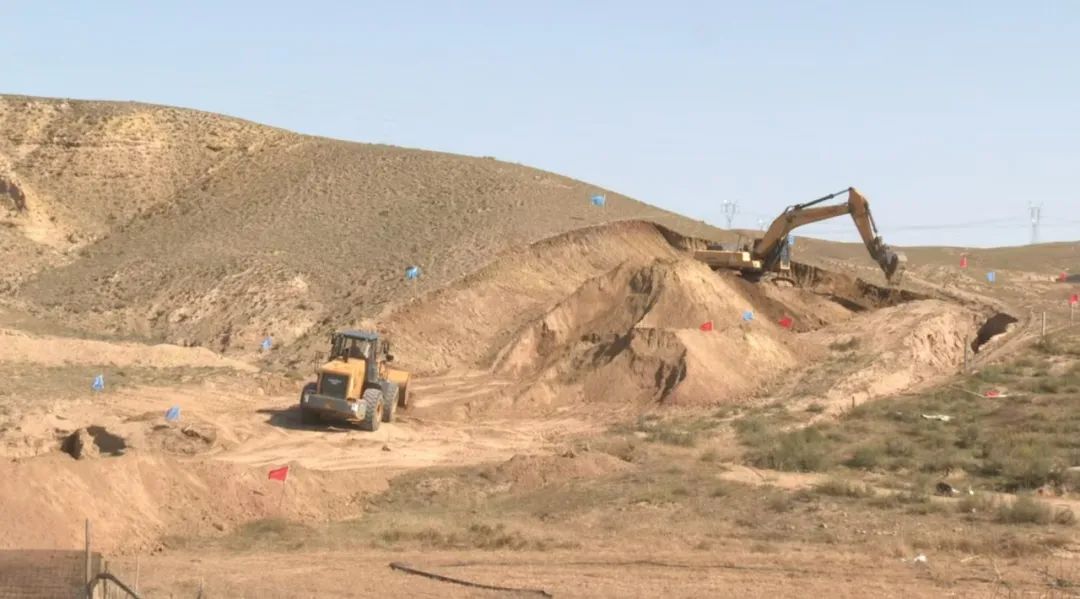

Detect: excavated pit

[0,176,27,213]
[971,312,1019,353]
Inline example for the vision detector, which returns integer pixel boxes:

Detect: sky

[3,1,1078,247]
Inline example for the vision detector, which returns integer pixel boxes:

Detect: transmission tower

[721,200,738,229]
[1029,203,1042,244]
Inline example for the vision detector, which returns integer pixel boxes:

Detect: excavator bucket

[883,248,908,284]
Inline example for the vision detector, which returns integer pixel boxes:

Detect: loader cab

[319,330,393,396]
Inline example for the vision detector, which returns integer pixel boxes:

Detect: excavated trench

[971,312,1020,353]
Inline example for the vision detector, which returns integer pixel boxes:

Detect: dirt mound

[492,258,808,408]
[485,452,633,491]
[0,326,256,371]
[376,221,686,376]
[803,299,986,407]
[0,454,384,554]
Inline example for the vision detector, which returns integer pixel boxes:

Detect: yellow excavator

[695,187,907,284]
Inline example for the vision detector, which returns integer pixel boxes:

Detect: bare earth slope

[0,94,723,355]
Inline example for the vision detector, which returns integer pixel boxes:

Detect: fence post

[85,519,92,597]
[963,336,969,373]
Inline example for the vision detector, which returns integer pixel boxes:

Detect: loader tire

[301,407,321,426]
[398,383,408,409]
[360,388,383,432]
[299,383,320,425]
[381,382,399,423]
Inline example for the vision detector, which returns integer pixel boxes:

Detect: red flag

[959,255,968,268]
[699,320,714,332]
[984,390,1001,398]
[1060,272,1068,282]
[778,316,794,330]
[268,465,289,482]
[1071,294,1079,306]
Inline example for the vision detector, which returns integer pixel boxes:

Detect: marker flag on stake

[699,320,714,332]
[742,310,754,322]
[261,337,273,352]
[91,374,104,392]
[960,255,968,269]
[268,465,289,482]
[591,194,606,207]
[1070,294,1079,306]
[779,316,794,330]
[405,266,421,280]
[165,406,181,422]
[1059,272,1068,282]
[987,271,996,283]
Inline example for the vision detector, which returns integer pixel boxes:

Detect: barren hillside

[0,95,728,357]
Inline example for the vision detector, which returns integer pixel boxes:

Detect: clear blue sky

[4,1,1078,247]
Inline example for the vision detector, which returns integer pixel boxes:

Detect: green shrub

[829,338,860,352]
[813,478,873,498]
[885,437,914,457]
[845,445,883,470]
[748,427,832,472]
[996,495,1053,525]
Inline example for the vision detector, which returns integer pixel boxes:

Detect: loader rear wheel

[360,388,383,432]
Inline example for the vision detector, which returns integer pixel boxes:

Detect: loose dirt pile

[494,258,807,408]
[800,299,986,408]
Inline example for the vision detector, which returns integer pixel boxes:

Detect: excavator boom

[695,187,907,284]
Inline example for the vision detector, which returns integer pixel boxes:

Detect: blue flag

[405,266,421,280]
[165,406,181,422]
[91,374,104,392]
[591,194,606,207]
[742,310,754,322]
[261,337,273,352]
[987,271,996,283]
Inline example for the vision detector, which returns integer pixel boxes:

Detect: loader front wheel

[299,383,320,426]
[381,382,399,423]
[360,388,383,432]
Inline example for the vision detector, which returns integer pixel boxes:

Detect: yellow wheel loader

[299,330,411,431]
[695,187,907,284]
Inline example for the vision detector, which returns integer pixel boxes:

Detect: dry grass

[736,328,1080,492]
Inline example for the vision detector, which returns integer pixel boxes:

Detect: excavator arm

[753,187,907,283]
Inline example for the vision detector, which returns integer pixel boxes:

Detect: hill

[0,94,728,356]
